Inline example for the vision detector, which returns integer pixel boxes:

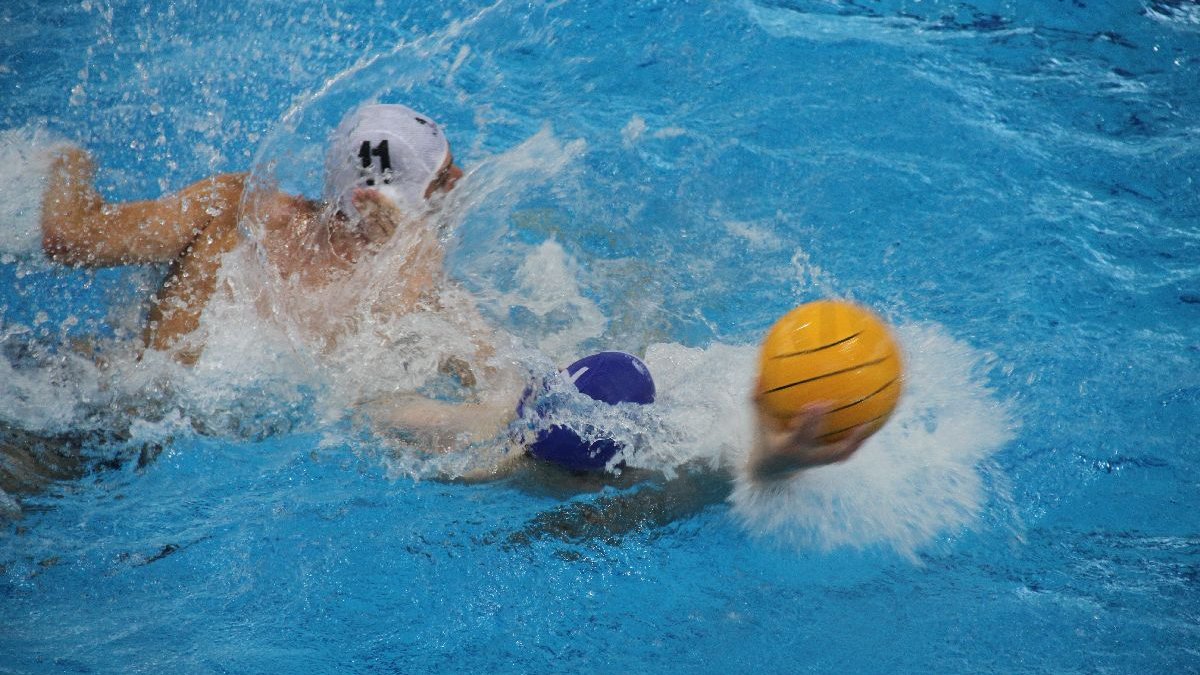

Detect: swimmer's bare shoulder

[144,190,318,359]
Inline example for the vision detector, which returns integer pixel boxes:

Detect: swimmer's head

[324,103,458,220]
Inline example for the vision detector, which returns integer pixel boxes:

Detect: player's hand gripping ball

[756,300,903,443]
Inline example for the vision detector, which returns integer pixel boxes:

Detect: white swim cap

[323,103,450,218]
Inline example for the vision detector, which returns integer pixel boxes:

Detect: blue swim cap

[526,351,655,471]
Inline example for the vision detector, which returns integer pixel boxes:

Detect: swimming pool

[2,0,1198,672]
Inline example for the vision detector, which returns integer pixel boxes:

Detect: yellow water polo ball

[756,300,903,442]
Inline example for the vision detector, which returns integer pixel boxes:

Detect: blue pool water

[2,0,1198,672]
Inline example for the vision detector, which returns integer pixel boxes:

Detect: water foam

[1,40,1018,556]
[0,125,71,262]
[0,322,108,434]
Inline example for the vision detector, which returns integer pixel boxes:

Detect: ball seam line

[826,377,900,414]
[768,331,863,359]
[816,412,892,440]
[760,356,892,394]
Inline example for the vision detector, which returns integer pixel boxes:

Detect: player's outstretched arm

[359,357,528,453]
[504,463,733,545]
[41,146,246,267]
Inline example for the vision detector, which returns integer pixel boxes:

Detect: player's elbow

[41,221,91,266]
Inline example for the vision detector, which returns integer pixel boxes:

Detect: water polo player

[27,102,864,492]
[40,103,464,362]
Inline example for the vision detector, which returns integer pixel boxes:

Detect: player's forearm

[746,442,840,483]
[746,445,804,484]
[363,394,515,448]
[745,418,865,485]
[41,146,245,267]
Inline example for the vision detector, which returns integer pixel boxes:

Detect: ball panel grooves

[827,377,900,414]
[769,331,862,359]
[760,356,892,394]
[817,412,892,441]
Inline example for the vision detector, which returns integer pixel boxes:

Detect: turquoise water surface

[1,0,1198,672]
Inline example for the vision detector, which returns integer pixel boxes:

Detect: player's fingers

[787,402,832,437]
[828,426,872,463]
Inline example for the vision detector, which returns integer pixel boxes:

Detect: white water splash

[184,123,594,461]
[735,324,1017,559]
[487,239,607,364]
[230,141,1021,560]
[0,125,72,262]
[0,323,107,434]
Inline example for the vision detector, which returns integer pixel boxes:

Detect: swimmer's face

[337,151,464,240]
[425,153,464,199]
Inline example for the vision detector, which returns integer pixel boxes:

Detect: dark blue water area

[3,442,1193,673]
[2,0,1200,672]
